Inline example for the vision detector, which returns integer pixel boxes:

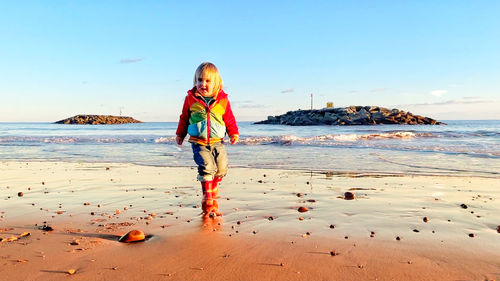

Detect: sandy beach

[1,161,499,281]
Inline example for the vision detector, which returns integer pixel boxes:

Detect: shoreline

[1,161,499,280]
[3,159,499,179]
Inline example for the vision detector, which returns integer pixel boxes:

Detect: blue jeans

[191,142,228,181]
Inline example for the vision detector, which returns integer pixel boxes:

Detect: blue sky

[1,1,499,121]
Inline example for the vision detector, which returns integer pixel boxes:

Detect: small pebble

[330,251,337,256]
[396,236,401,241]
[468,233,475,238]
[329,224,335,229]
[298,217,304,221]
[460,203,468,209]
[39,225,54,231]
[344,192,355,200]
[423,217,429,222]
[413,229,420,233]
[298,207,309,213]
[67,269,76,275]
[18,192,24,197]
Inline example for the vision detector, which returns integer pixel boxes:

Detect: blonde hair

[193,62,223,96]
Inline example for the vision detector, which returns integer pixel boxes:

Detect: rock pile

[55,115,142,125]
[255,106,445,126]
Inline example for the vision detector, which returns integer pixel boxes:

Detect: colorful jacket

[176,87,239,145]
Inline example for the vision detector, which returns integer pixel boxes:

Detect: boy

[176,62,239,202]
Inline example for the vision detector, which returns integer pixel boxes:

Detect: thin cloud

[120,58,144,64]
[280,88,294,94]
[371,88,389,93]
[238,104,268,109]
[398,97,494,107]
[430,90,448,97]
[233,100,269,109]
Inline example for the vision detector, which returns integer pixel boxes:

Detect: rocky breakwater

[55,115,142,125]
[255,106,445,126]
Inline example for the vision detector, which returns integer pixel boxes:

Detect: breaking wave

[0,131,431,145]
[238,131,434,145]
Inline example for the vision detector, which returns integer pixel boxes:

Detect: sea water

[0,121,498,177]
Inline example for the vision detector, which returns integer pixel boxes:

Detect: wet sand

[1,161,499,281]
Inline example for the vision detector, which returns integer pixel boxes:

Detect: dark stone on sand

[497,225,500,233]
[423,217,429,222]
[298,206,309,213]
[55,115,142,125]
[344,192,355,200]
[38,225,54,231]
[413,229,420,233]
[329,224,336,229]
[396,236,401,241]
[460,203,468,209]
[330,251,337,256]
[17,192,23,197]
[254,106,445,126]
[268,216,275,221]
[468,233,475,238]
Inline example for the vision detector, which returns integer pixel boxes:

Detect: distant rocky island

[55,115,142,125]
[255,106,445,126]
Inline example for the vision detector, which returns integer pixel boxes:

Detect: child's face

[196,74,215,97]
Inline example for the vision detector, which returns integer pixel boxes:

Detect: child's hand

[230,134,239,145]
[176,136,184,145]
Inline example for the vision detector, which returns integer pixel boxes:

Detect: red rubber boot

[201,180,213,201]
[212,176,222,198]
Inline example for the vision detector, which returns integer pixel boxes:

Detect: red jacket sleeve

[223,100,239,136]
[176,96,190,138]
